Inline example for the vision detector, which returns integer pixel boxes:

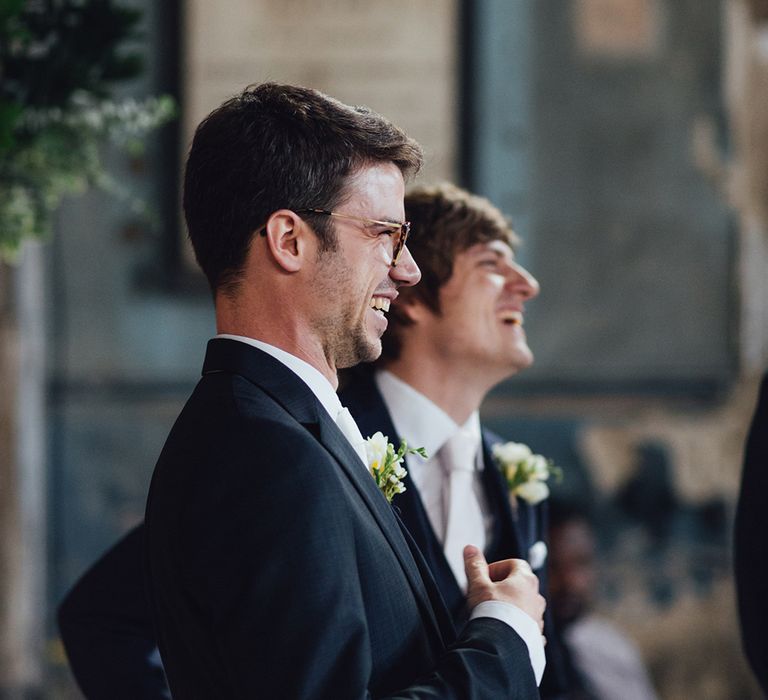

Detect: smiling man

[341,184,568,697]
[92,84,547,699]
[344,183,540,601]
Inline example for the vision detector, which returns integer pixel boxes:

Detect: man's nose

[507,262,540,300]
[389,244,421,287]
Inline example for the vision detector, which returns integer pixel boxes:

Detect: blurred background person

[548,499,658,700]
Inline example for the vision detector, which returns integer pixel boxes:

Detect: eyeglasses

[298,208,411,267]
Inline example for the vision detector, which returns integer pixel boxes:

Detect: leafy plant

[0,0,176,259]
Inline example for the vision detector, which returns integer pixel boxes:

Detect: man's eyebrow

[473,245,510,259]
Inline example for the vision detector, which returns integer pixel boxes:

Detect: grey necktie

[440,427,486,592]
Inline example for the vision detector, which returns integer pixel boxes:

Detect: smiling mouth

[370,296,391,313]
[498,310,523,326]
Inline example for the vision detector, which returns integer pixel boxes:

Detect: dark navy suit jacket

[342,367,567,697]
[58,344,543,698]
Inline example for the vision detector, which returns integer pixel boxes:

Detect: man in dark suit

[346,184,545,620]
[61,83,547,698]
[735,372,768,694]
[343,183,567,697]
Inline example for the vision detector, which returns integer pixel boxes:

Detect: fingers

[466,556,546,626]
[463,545,490,589]
[487,557,532,582]
[535,593,547,629]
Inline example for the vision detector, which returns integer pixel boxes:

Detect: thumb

[463,544,490,589]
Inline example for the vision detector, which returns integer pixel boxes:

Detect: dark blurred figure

[735,372,768,694]
[616,441,678,545]
[548,500,658,700]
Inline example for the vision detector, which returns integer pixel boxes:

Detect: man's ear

[262,210,310,273]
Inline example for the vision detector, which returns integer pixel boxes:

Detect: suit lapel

[340,368,458,639]
[316,409,446,643]
[481,431,529,561]
[341,369,445,568]
[341,369,467,624]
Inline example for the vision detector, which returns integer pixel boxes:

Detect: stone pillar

[725,0,768,373]
[0,260,21,693]
[0,243,47,696]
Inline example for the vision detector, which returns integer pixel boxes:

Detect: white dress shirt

[375,370,490,547]
[375,369,545,684]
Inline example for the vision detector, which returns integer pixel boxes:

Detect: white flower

[492,441,532,464]
[525,454,550,480]
[515,480,550,506]
[492,441,561,505]
[364,431,389,473]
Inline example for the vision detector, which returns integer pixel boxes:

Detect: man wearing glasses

[59,83,545,698]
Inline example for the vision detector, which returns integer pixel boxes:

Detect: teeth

[370,297,390,312]
[499,311,522,325]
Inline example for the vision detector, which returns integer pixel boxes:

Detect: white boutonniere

[365,431,427,503]
[492,441,562,505]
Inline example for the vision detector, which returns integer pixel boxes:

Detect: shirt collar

[215,334,342,420]
[375,369,482,466]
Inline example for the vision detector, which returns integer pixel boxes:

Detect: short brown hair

[380,182,519,362]
[184,82,423,295]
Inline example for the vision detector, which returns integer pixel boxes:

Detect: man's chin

[358,338,383,366]
[509,345,534,371]
[336,336,382,369]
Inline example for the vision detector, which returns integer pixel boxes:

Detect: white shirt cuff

[470,600,546,685]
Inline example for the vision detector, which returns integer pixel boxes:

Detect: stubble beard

[312,250,381,371]
[334,318,380,369]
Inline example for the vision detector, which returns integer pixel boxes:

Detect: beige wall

[184,0,458,184]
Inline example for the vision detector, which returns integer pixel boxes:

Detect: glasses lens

[392,222,409,265]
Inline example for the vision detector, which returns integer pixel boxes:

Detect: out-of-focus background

[1,0,767,697]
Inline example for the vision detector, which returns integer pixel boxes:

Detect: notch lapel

[341,369,463,629]
[317,409,448,646]
[481,431,529,561]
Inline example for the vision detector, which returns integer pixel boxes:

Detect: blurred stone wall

[481,2,768,698]
[184,0,457,182]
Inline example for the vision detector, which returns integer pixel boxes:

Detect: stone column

[0,243,47,697]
